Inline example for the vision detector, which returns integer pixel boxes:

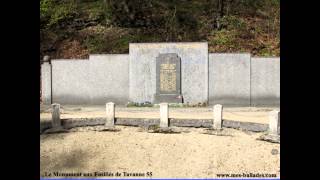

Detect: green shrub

[220,15,246,30]
[211,29,236,46]
[40,0,52,18]
[40,0,77,29]
[83,34,107,53]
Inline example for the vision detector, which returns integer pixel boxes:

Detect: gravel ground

[40,126,280,178]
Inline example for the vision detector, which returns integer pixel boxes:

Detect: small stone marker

[43,55,50,62]
[52,103,61,128]
[105,102,115,127]
[213,104,223,130]
[269,110,280,136]
[160,103,169,128]
[94,102,119,131]
[257,110,280,143]
[43,103,67,133]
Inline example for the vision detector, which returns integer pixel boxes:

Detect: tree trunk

[216,0,224,29]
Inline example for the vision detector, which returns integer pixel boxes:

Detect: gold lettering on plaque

[160,63,176,92]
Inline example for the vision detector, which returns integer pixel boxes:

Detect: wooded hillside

[40,0,280,59]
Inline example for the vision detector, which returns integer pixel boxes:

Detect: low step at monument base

[147,127,181,134]
[43,126,69,134]
[202,128,232,136]
[154,94,183,103]
[94,126,120,132]
[257,134,280,143]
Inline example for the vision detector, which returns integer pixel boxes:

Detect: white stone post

[41,55,51,104]
[52,103,61,128]
[213,104,223,130]
[106,102,115,127]
[269,110,280,136]
[160,103,169,128]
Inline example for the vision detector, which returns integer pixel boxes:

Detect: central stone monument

[129,42,208,104]
[154,53,183,103]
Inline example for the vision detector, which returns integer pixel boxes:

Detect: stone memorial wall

[41,42,280,106]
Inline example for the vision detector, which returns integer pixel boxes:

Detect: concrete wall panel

[251,57,280,106]
[51,55,129,105]
[209,53,251,106]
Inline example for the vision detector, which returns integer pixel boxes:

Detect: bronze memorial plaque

[160,63,176,92]
[154,53,183,103]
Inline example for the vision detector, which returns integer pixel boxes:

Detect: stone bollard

[41,56,52,105]
[213,104,223,130]
[105,102,115,127]
[52,103,61,128]
[269,110,280,136]
[160,103,169,128]
[258,110,280,143]
[43,55,50,63]
[43,103,67,133]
